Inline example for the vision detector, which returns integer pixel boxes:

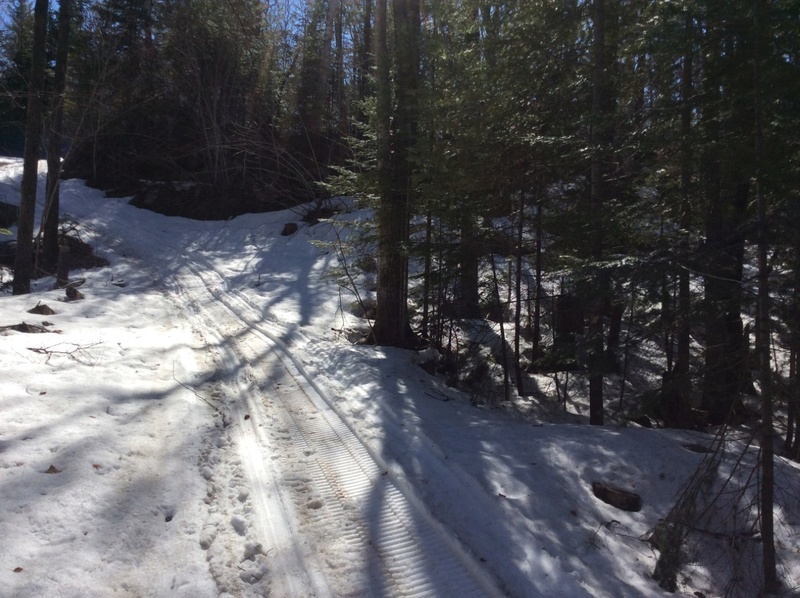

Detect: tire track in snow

[178,276,334,598]
[84,207,503,596]
[177,259,505,597]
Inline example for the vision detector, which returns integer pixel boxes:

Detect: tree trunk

[588,0,612,425]
[12,0,49,295]
[319,0,339,138]
[662,270,673,373]
[456,215,481,319]
[421,205,433,339]
[370,0,418,347]
[789,202,800,461]
[672,11,694,422]
[514,191,525,394]
[372,0,394,341]
[42,0,72,270]
[357,0,373,115]
[753,0,778,590]
[490,253,510,403]
[532,203,543,362]
[700,14,748,425]
[334,0,346,153]
[702,179,748,425]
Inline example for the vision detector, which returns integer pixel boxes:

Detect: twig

[332,225,375,339]
[172,362,222,414]
[27,341,102,364]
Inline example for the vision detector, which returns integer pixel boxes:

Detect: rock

[591,481,642,512]
[350,298,376,319]
[0,201,18,228]
[28,302,56,316]
[2,322,50,334]
[412,347,442,375]
[628,414,653,428]
[281,222,298,236]
[66,286,85,301]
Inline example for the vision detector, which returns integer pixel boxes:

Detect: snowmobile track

[179,260,505,597]
[272,369,492,597]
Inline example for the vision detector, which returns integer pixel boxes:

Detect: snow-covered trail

[51,180,504,595]
[162,235,504,595]
[0,179,221,595]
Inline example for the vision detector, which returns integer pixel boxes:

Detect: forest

[1,1,799,593]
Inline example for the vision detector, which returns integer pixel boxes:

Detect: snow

[0,159,798,597]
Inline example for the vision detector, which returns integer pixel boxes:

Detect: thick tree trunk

[702,184,747,424]
[12,0,49,295]
[371,0,418,347]
[456,215,481,319]
[700,11,751,425]
[699,16,744,424]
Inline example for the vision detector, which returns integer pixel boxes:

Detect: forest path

[150,237,505,596]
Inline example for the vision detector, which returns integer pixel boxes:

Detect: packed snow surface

[0,160,798,597]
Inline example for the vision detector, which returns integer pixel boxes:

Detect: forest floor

[0,160,798,598]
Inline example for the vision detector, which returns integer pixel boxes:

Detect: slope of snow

[0,160,798,597]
